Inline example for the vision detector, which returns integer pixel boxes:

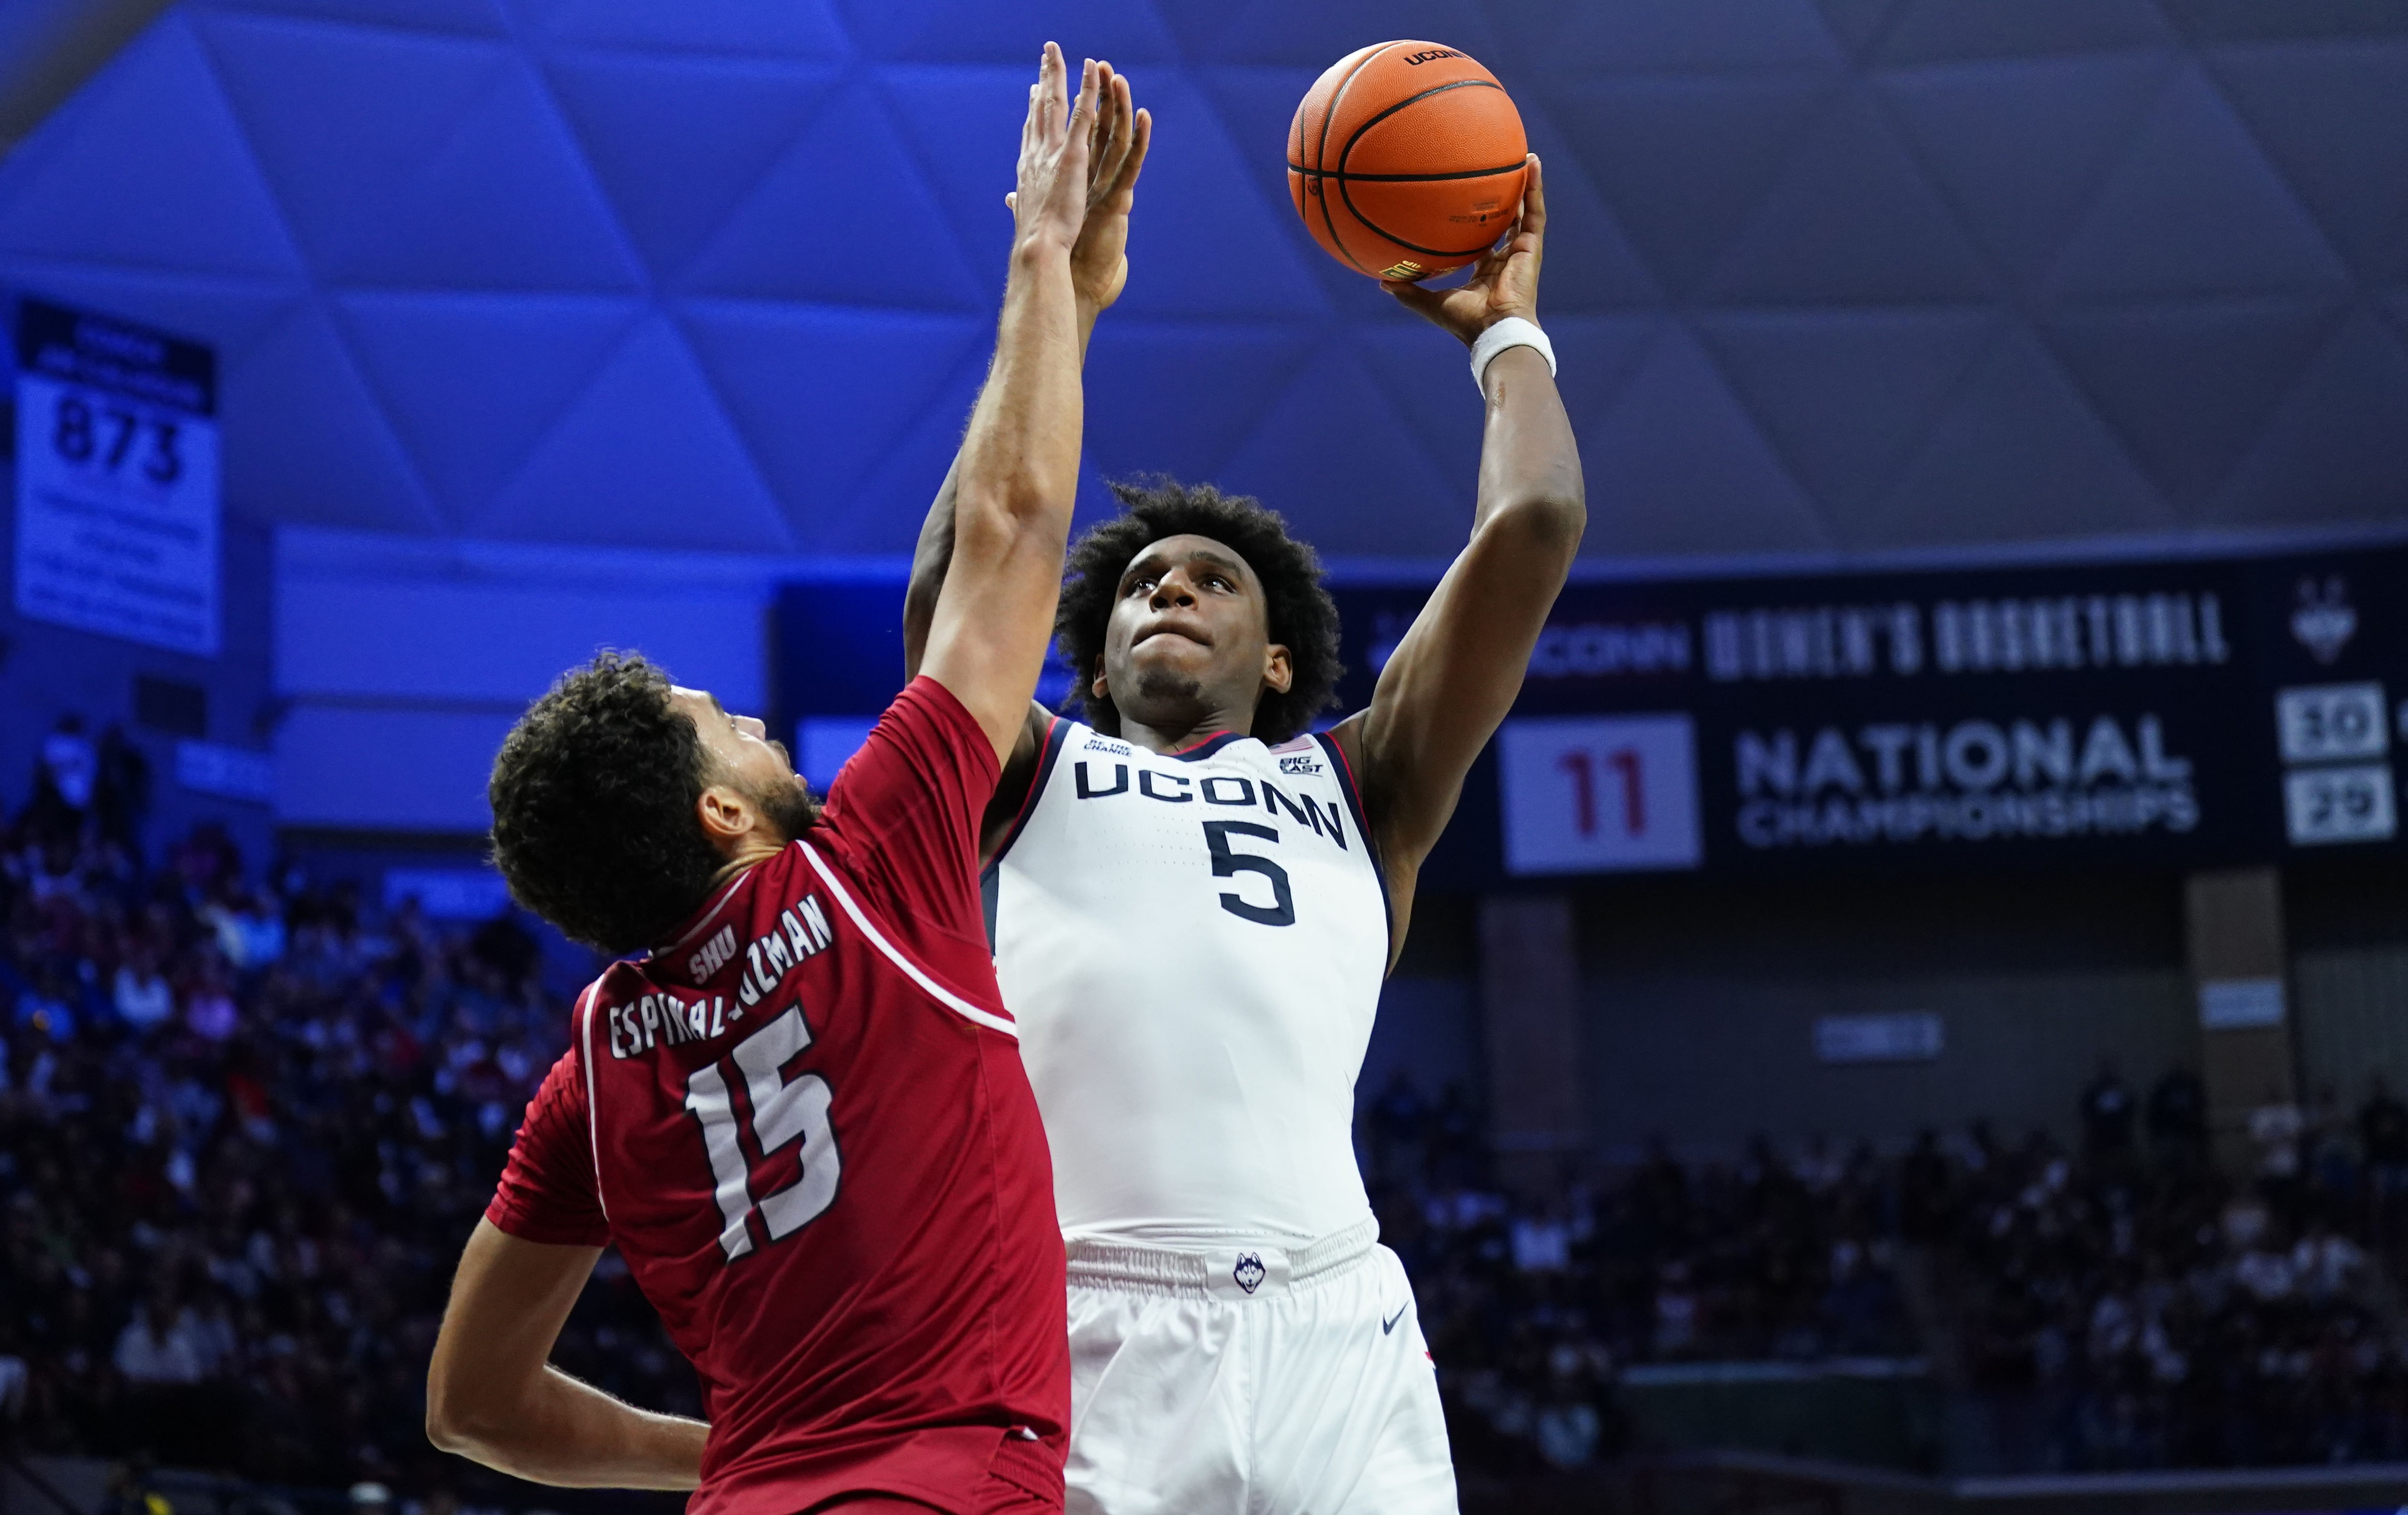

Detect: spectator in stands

[2081,1060,2137,1161]
[2360,1077,2408,1243]
[2147,1064,2207,1167]
[24,715,97,846]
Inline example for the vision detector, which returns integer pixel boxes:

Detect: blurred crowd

[1361,1059,2408,1477]
[8,722,2407,1496]
[1359,1074,1917,1476]
[1933,1063,2408,1470]
[0,726,695,1496]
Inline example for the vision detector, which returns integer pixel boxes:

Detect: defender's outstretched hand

[1382,153,1547,346]
[1010,63,1153,319]
[1013,43,1102,257]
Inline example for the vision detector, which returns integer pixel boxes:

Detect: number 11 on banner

[1498,714,1703,876]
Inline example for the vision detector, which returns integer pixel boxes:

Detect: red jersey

[485,678,1068,1514]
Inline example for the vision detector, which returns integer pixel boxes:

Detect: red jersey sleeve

[485,1044,610,1247]
[817,677,1001,950]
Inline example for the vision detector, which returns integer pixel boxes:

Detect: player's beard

[1131,666,1204,711]
[748,772,820,842]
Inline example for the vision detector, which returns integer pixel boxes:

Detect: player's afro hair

[1055,478,1343,746]
[488,651,727,956]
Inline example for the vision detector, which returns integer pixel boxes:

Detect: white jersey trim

[795,838,1019,1039]
[575,980,609,1223]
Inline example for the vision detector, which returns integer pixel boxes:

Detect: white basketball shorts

[1059,1218,1458,1515]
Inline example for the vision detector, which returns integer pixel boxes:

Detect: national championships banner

[1327,543,2408,883]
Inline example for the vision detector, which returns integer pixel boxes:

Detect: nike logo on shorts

[1382,1304,1409,1334]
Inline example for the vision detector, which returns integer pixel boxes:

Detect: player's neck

[708,832,789,888]
[1117,707,1253,756]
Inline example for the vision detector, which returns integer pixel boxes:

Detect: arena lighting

[0,0,176,157]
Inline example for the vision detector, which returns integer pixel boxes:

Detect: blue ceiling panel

[677,302,985,541]
[545,53,841,281]
[1868,326,2168,546]
[1211,345,1465,556]
[2156,0,2408,47]
[1574,325,1837,556]
[335,290,643,521]
[1083,322,1314,487]
[1696,306,2001,514]
[3,0,2403,562]
[1702,86,1995,304]
[1542,73,1843,300]
[474,314,792,549]
[1813,0,1912,58]
[2209,41,2408,286]
[324,56,646,290]
[198,13,507,267]
[1872,0,2172,65]
[2209,309,2408,527]
[1538,0,1844,73]
[514,0,847,59]
[2042,294,2347,510]
[839,0,1179,67]
[0,259,299,354]
[2047,65,2348,299]
[220,298,442,530]
[1165,0,1505,68]
[197,0,506,38]
[1877,52,2175,289]
[678,79,983,310]
[0,15,302,278]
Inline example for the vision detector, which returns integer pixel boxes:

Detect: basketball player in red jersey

[422,47,1150,1515]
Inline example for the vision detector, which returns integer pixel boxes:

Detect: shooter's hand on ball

[1383,152,1547,346]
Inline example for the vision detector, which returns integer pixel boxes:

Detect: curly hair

[1055,478,1342,746]
[488,651,726,956]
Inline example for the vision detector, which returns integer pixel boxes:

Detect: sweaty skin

[905,154,1583,964]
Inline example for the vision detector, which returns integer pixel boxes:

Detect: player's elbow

[425,1368,513,1460]
[1483,484,1586,562]
[954,478,1072,549]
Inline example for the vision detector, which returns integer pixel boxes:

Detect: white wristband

[1470,316,1555,394]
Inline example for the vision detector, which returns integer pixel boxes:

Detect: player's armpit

[428,1220,707,1489]
[978,701,1055,864]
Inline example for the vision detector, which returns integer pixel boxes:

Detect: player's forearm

[954,240,1084,546]
[1470,346,1584,548]
[902,300,1099,682]
[431,1365,707,1489]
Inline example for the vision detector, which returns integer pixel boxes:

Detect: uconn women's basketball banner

[1327,543,2408,882]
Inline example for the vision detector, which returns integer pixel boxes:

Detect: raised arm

[904,61,1149,689]
[1333,157,1584,935]
[913,45,1105,764]
[427,1221,706,1487]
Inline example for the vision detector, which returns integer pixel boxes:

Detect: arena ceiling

[3,0,2407,564]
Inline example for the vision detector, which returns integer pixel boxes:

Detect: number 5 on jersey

[685,1005,842,1260]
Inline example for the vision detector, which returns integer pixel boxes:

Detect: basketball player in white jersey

[903,143,1581,1515]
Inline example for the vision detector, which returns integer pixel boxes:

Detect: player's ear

[1263,643,1293,696]
[695,785,752,853]
[1090,655,1110,701]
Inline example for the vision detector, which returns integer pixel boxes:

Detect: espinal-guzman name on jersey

[988,720,1390,1244]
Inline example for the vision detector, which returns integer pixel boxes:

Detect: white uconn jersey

[989,718,1390,1245]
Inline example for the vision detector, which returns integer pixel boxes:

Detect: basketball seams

[1287,44,1527,278]
[1284,162,1528,184]
[1334,78,1519,262]
[1310,41,1404,276]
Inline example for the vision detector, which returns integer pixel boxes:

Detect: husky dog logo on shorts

[1232,1252,1267,1294]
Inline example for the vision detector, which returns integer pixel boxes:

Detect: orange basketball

[1287,41,1528,282]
